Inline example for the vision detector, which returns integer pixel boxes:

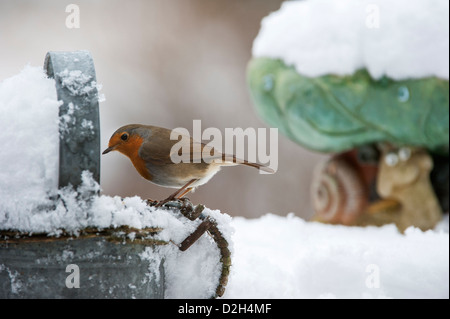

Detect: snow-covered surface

[141,207,232,299]
[0,169,232,299]
[0,66,61,217]
[253,0,449,80]
[224,214,449,299]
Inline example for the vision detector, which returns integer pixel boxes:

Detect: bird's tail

[221,154,275,174]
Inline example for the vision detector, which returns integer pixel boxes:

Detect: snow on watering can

[0,51,231,298]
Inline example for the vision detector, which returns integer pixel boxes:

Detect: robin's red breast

[103,124,273,204]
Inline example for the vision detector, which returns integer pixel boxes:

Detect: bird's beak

[102,146,115,155]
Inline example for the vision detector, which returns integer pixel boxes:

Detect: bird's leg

[170,179,197,199]
[156,179,198,207]
[177,187,194,199]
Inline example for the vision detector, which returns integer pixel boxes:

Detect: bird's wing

[139,127,219,165]
[138,127,179,166]
[139,127,274,173]
[168,138,224,164]
[188,142,275,174]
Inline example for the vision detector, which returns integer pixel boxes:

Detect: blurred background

[0,0,326,219]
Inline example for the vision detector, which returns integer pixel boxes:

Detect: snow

[57,69,98,96]
[224,214,449,299]
[140,208,232,299]
[1,66,448,299]
[0,65,61,218]
[1,168,231,298]
[253,0,449,80]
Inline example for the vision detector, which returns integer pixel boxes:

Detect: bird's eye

[121,133,129,141]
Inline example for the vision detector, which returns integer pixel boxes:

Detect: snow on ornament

[248,0,449,230]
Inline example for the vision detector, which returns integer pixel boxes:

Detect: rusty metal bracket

[150,199,232,298]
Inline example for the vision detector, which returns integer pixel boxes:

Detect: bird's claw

[152,197,193,209]
[146,199,159,206]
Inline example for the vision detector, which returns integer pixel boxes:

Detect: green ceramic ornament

[248,58,449,154]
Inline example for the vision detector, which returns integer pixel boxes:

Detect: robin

[103,124,273,205]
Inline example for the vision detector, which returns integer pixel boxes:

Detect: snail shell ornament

[311,153,371,225]
[312,147,443,231]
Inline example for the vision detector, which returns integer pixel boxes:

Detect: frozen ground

[224,214,449,299]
